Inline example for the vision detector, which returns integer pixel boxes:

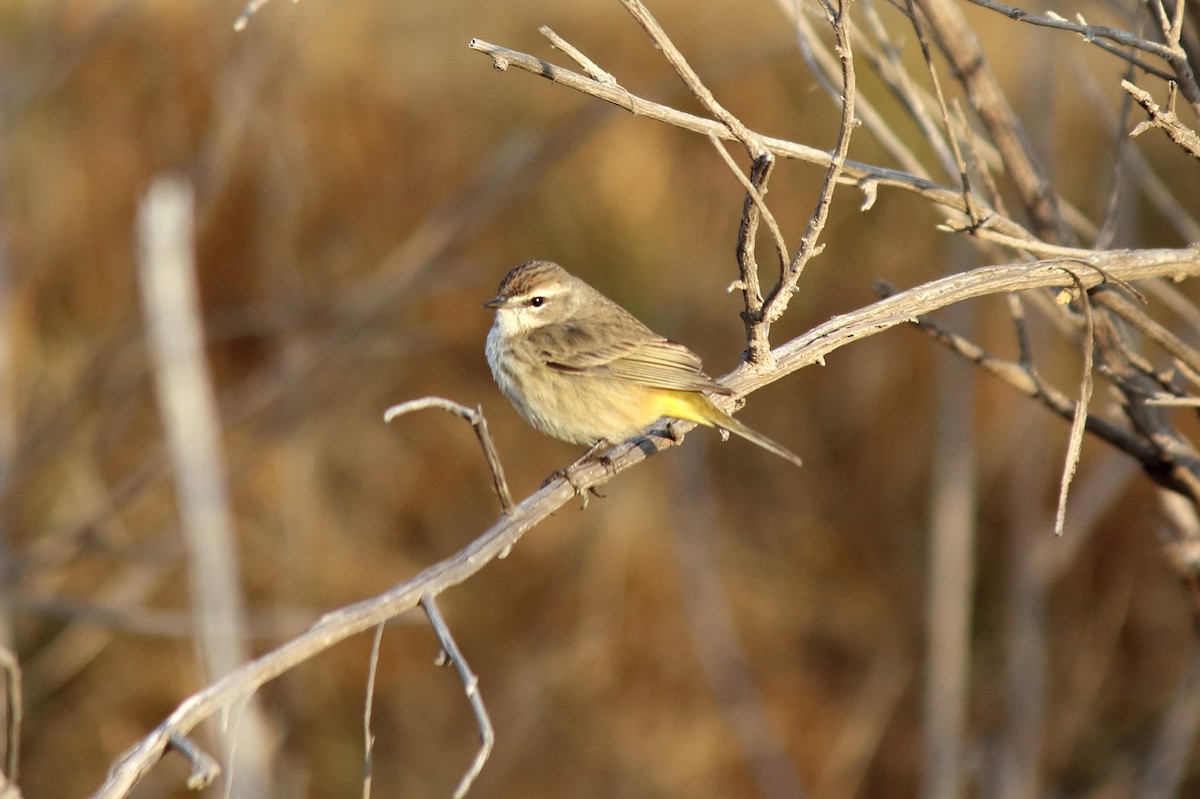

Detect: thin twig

[1092,286,1200,388]
[384,398,513,515]
[706,133,790,281]
[1053,273,1096,537]
[362,623,384,799]
[905,0,983,228]
[538,26,618,84]
[760,0,859,335]
[873,280,1161,466]
[777,0,933,178]
[420,595,493,799]
[965,0,1186,64]
[968,0,1182,82]
[618,0,768,159]
[0,649,19,787]
[916,0,1068,242]
[614,0,789,361]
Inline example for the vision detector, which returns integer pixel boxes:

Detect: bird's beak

[483,296,506,310]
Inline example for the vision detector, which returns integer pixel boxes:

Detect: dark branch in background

[966,0,1186,78]
[966,0,1200,111]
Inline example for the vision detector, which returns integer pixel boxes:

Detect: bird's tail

[700,398,803,468]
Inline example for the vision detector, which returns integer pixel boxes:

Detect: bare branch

[385,398,513,515]
[1123,80,1200,159]
[617,0,768,159]
[361,623,384,799]
[915,0,1068,242]
[420,595,493,799]
[731,153,777,361]
[706,133,790,278]
[872,277,1171,469]
[775,0,934,178]
[467,37,1060,252]
[1092,286,1200,388]
[710,140,789,362]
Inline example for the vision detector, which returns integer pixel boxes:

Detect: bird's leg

[543,440,612,507]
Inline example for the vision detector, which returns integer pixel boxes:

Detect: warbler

[484,260,802,467]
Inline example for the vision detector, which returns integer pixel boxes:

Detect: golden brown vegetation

[2,0,1200,797]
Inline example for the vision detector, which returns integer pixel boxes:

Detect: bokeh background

[2,0,1200,797]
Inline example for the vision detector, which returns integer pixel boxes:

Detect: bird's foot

[543,441,614,508]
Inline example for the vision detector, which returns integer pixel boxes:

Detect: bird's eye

[529,296,546,308]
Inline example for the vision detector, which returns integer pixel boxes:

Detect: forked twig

[538,26,618,84]
[706,134,790,288]
[1123,80,1200,159]
[385,398,513,514]
[762,0,859,323]
[420,595,493,799]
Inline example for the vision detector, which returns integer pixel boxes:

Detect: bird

[483,260,802,467]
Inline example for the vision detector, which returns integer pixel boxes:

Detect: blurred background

[2,0,1200,797]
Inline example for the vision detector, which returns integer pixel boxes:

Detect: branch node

[167,734,220,791]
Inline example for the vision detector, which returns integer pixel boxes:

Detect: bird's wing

[534,324,732,395]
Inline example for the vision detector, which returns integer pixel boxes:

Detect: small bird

[484,260,802,467]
